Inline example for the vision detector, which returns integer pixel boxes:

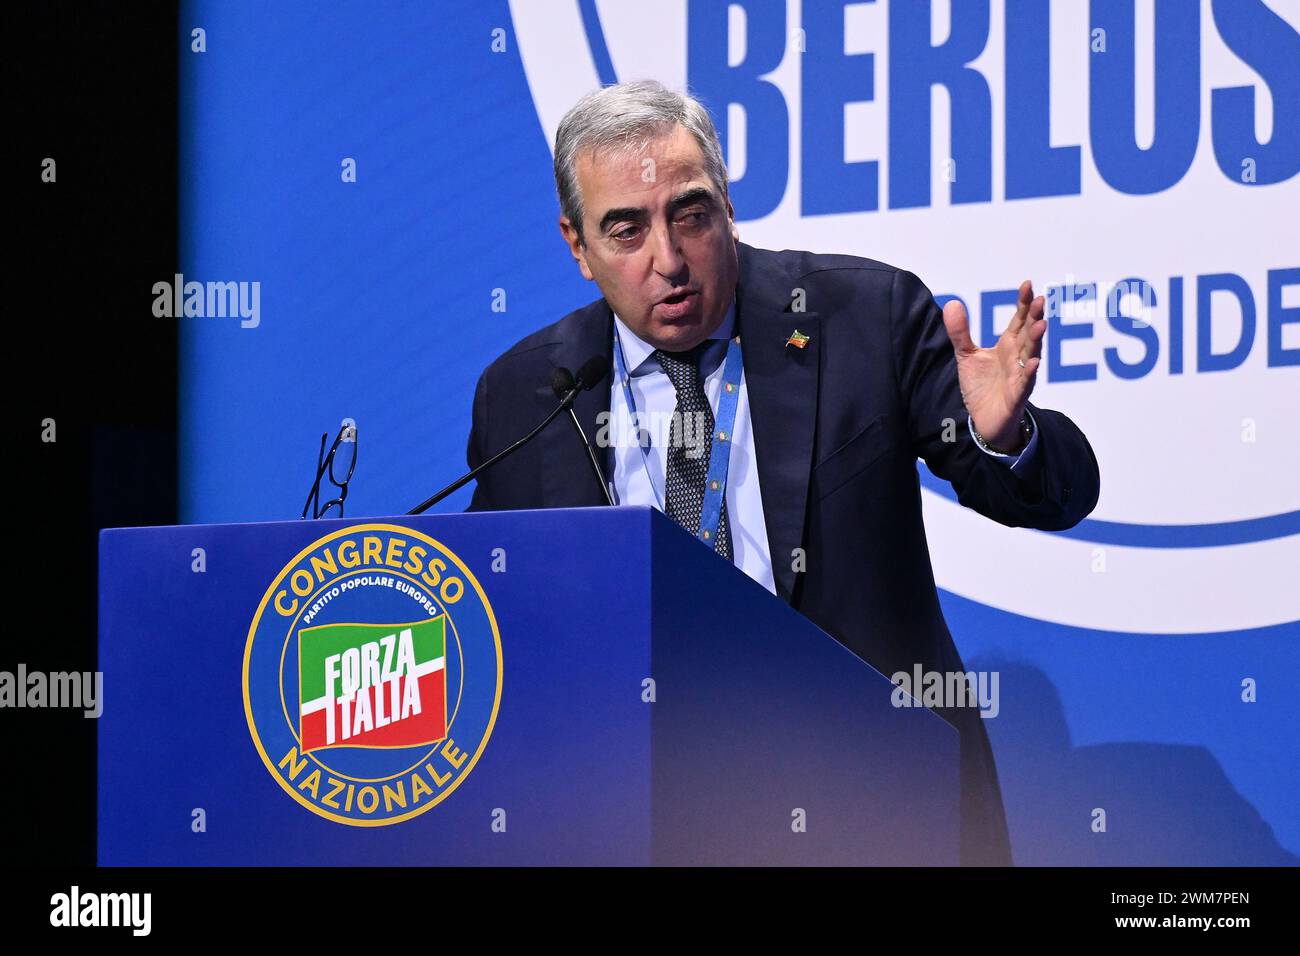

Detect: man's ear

[726,197,739,242]
[559,216,595,281]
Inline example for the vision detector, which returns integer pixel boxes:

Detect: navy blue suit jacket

[466,241,1101,866]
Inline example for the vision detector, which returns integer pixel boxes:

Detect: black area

[0,866,1289,939]
[10,1,179,865]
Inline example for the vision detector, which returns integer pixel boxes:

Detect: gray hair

[554,79,729,246]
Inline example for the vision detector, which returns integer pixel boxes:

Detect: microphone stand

[407,389,577,515]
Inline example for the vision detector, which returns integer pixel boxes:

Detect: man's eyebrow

[597,206,647,234]
[596,188,719,235]
[669,186,717,209]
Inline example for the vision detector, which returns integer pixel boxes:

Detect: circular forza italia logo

[243,524,502,825]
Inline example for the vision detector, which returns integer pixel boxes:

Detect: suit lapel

[531,246,821,603]
[735,243,821,602]
[537,299,614,508]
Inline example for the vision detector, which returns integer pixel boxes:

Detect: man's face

[559,123,740,353]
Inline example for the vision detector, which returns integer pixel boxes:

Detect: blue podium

[98,506,959,865]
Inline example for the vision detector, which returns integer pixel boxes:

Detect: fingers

[1015,284,1046,361]
[1006,279,1033,335]
[1011,290,1044,397]
[1015,354,1042,402]
[1022,303,1046,356]
[942,299,977,354]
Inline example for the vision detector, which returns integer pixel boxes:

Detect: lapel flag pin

[785,329,811,349]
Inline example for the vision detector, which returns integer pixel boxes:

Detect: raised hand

[941,279,1045,453]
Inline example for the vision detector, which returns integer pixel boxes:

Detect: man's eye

[676,211,708,225]
[612,226,639,241]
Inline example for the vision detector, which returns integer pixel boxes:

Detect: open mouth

[661,290,695,305]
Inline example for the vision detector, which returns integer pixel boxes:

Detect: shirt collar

[612,296,736,378]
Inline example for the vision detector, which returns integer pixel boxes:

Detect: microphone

[553,357,615,506]
[407,355,612,515]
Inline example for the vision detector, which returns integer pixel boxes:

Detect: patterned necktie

[653,342,733,560]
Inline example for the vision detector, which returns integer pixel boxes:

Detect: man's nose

[649,221,686,282]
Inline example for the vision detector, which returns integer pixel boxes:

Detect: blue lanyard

[612,329,744,552]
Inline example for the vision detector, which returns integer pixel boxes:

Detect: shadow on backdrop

[975,659,1298,866]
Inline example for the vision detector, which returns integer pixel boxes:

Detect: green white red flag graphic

[298,618,447,752]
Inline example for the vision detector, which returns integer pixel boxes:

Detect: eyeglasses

[301,419,358,519]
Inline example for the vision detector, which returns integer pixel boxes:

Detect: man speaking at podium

[465,80,1100,867]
